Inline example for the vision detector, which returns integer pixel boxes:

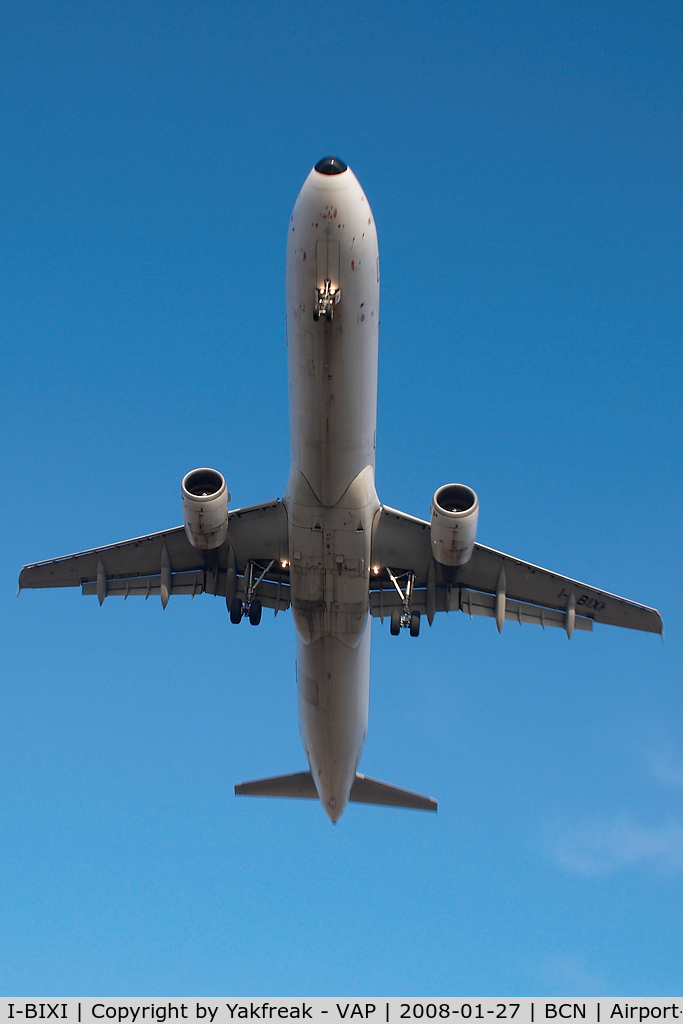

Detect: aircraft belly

[285,464,379,646]
[297,626,371,820]
[284,165,381,816]
[286,165,379,507]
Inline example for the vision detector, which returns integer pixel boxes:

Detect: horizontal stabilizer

[234,771,318,799]
[350,773,437,811]
[235,771,437,811]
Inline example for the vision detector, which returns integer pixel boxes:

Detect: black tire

[390,608,401,635]
[248,598,262,626]
[409,612,421,637]
[313,309,320,322]
[229,598,243,624]
[325,308,332,322]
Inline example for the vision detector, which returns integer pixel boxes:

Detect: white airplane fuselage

[283,159,380,822]
[18,160,664,826]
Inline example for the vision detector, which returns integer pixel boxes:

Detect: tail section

[234,772,317,799]
[350,773,437,811]
[234,771,437,812]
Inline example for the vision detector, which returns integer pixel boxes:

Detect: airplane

[19,155,663,823]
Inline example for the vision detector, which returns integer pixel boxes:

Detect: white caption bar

[1,1001,682,1023]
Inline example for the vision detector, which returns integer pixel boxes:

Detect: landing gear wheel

[390,609,401,635]
[409,612,421,637]
[248,598,262,625]
[313,309,320,322]
[229,598,243,624]
[325,308,332,322]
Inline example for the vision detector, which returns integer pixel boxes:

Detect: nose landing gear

[313,279,340,322]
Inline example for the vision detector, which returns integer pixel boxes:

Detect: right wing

[370,506,662,635]
[19,500,291,612]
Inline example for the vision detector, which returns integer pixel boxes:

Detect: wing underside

[19,501,663,635]
[19,500,291,611]
[370,506,662,635]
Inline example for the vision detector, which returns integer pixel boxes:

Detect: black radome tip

[315,155,347,175]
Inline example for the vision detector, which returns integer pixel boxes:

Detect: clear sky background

[2,0,682,997]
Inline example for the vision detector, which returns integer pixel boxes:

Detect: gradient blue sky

[2,0,682,997]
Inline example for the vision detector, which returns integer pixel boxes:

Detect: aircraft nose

[314,155,348,175]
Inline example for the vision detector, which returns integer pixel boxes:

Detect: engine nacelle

[430,483,479,567]
[181,468,230,550]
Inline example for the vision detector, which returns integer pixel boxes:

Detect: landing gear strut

[229,559,274,625]
[313,279,340,322]
[385,567,420,637]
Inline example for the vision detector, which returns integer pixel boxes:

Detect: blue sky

[2,0,682,997]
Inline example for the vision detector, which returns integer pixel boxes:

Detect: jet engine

[430,483,479,566]
[181,468,230,550]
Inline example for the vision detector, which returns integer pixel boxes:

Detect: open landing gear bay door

[370,506,663,636]
[18,500,291,613]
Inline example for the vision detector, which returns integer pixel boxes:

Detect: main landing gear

[229,559,273,626]
[386,568,420,637]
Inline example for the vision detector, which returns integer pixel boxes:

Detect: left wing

[19,500,291,612]
[370,506,662,635]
